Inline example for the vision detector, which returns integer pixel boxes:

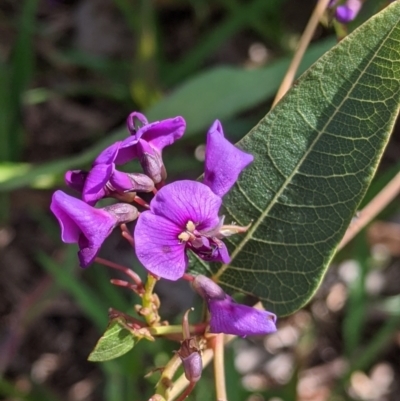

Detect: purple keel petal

[209,297,277,336]
[203,120,253,197]
[134,211,188,280]
[109,169,137,192]
[150,180,222,231]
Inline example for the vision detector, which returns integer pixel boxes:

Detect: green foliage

[191,2,400,316]
[88,319,137,362]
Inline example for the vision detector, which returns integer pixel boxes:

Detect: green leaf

[192,3,400,316]
[88,319,136,362]
[0,38,334,191]
[147,37,335,135]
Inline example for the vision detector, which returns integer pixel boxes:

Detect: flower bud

[192,275,226,301]
[177,338,202,383]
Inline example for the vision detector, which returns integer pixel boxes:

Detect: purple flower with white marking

[134,120,253,280]
[204,120,253,197]
[51,190,138,267]
[193,275,277,336]
[134,180,229,280]
[118,112,186,183]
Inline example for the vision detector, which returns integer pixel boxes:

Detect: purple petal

[212,241,230,264]
[116,117,185,165]
[65,170,87,193]
[93,142,122,165]
[109,169,137,192]
[82,164,114,204]
[335,0,362,23]
[203,120,253,197]
[150,180,222,231]
[209,297,277,336]
[114,136,140,165]
[140,116,186,151]
[134,211,188,280]
[50,191,117,266]
[126,111,149,135]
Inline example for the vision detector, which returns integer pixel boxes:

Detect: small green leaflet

[88,319,136,362]
[190,2,400,316]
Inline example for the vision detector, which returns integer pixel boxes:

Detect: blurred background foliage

[0,1,399,400]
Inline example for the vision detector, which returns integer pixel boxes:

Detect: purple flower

[193,275,277,336]
[51,190,138,267]
[134,120,253,280]
[334,0,362,23]
[134,180,229,280]
[203,120,253,197]
[118,112,186,183]
[72,141,154,205]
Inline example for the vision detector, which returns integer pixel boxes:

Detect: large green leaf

[191,2,400,316]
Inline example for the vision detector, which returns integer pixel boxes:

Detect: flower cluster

[51,111,277,337]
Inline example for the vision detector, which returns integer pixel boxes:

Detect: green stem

[155,353,182,400]
[142,274,161,326]
[213,334,227,401]
[150,324,206,337]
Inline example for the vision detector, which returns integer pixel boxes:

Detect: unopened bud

[103,203,139,224]
[192,275,226,301]
[176,308,202,383]
[177,338,202,383]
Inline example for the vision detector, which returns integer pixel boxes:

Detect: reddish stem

[108,308,144,329]
[120,223,135,247]
[110,279,143,295]
[175,381,196,401]
[95,257,143,288]
[133,195,150,209]
[182,273,195,282]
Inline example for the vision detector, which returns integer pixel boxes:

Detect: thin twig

[213,334,227,401]
[338,171,400,250]
[120,223,135,247]
[272,0,332,107]
[95,256,143,287]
